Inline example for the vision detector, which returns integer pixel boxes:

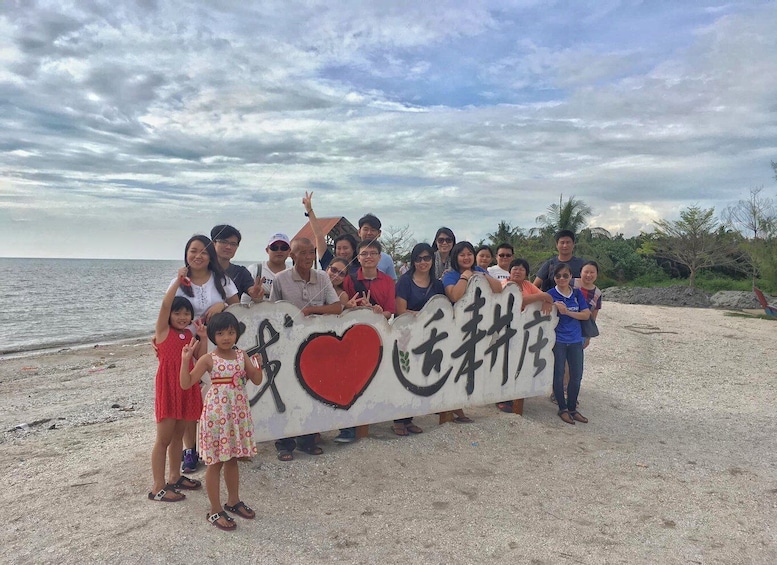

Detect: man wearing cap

[244,233,292,303]
[357,213,398,281]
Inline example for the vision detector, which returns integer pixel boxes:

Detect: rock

[602,286,711,308]
[709,291,761,309]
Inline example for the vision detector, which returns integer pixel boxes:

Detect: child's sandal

[224,501,255,520]
[207,511,236,531]
[148,488,185,502]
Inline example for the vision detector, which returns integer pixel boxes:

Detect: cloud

[1,1,776,259]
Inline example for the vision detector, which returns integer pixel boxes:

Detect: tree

[485,220,525,250]
[534,195,593,241]
[721,186,777,283]
[652,205,741,288]
[381,224,415,265]
[721,186,776,240]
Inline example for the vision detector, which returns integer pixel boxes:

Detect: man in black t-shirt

[533,230,585,292]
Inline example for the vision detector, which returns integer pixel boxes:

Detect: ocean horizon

[0,257,262,357]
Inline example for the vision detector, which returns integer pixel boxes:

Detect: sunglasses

[554,273,571,279]
[497,253,513,258]
[269,243,290,252]
[414,255,433,263]
[328,267,347,277]
[436,237,453,244]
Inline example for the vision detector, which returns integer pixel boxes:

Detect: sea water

[0,257,257,356]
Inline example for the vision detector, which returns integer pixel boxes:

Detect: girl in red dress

[148,267,207,503]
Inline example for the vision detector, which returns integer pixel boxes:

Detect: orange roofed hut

[292,217,358,254]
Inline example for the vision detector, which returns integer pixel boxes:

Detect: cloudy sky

[2,1,776,260]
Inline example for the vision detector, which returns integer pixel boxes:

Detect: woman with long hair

[431,227,456,279]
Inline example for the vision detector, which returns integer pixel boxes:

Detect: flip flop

[392,424,409,436]
[277,450,294,462]
[453,415,474,423]
[148,488,185,502]
[166,475,202,490]
[405,423,423,434]
[207,511,236,531]
[299,444,324,455]
[224,501,255,520]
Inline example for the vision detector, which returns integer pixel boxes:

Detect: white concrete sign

[227,277,557,442]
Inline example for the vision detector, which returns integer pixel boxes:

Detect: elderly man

[269,237,343,460]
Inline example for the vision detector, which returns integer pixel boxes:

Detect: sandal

[558,410,575,425]
[453,415,474,423]
[224,501,255,520]
[148,488,185,502]
[392,423,409,436]
[299,444,324,456]
[207,511,236,531]
[277,450,294,462]
[497,402,513,413]
[166,475,202,490]
[405,423,423,434]
[571,411,588,424]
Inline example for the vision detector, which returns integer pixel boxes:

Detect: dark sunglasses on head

[269,243,290,252]
[414,255,433,263]
[437,237,453,244]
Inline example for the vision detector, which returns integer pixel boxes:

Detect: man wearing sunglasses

[487,243,515,281]
[245,233,292,302]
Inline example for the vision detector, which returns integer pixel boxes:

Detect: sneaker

[333,428,356,444]
[181,449,197,473]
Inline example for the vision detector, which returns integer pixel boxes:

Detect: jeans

[553,341,584,413]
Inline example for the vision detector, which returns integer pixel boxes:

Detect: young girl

[547,263,592,425]
[574,261,603,350]
[180,312,263,531]
[149,268,207,502]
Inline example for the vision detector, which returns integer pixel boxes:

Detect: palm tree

[486,220,525,250]
[535,195,593,236]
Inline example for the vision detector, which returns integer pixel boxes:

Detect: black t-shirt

[536,255,585,292]
[226,263,254,299]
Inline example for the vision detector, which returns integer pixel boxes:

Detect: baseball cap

[267,233,291,247]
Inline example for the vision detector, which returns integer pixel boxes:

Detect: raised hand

[181,336,198,361]
[302,191,314,214]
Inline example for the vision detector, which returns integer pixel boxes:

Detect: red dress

[154,328,203,423]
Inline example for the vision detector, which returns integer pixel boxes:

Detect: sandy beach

[1,302,775,564]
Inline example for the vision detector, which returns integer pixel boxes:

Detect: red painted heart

[295,324,383,409]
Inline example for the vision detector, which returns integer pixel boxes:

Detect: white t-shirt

[245,262,289,301]
[487,266,510,281]
[170,273,238,320]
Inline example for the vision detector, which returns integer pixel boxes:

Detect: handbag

[581,317,599,338]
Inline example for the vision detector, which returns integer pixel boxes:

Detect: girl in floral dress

[180,312,263,531]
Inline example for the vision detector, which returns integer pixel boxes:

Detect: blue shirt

[396,273,445,311]
[548,286,590,344]
[441,266,489,289]
[378,252,398,281]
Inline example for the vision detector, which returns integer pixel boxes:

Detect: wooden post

[511,398,524,415]
[355,424,369,438]
[438,411,455,424]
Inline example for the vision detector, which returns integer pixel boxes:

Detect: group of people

[148,192,602,531]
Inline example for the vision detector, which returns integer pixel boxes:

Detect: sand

[1,302,775,565]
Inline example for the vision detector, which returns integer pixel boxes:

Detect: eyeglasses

[328,267,347,277]
[414,255,433,263]
[269,243,290,252]
[215,239,239,248]
[554,273,571,279]
[436,237,453,244]
[497,253,513,258]
[358,251,379,258]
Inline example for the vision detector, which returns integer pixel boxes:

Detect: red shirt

[343,269,396,314]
